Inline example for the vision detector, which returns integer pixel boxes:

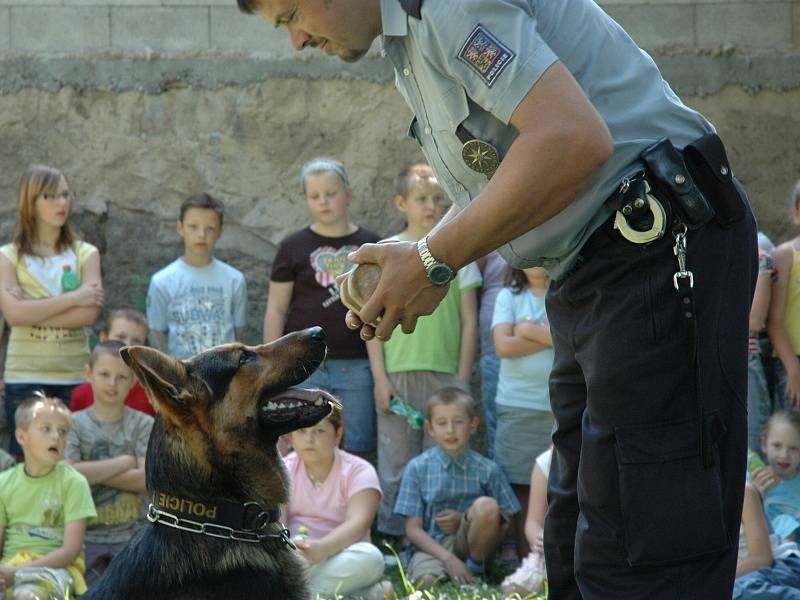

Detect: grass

[313,541,546,600]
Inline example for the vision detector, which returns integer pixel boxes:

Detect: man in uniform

[235,0,757,597]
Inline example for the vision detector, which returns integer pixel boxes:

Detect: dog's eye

[239,350,256,366]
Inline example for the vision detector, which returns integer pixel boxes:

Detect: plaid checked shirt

[394,446,521,541]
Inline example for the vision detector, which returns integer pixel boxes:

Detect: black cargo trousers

[543,184,757,599]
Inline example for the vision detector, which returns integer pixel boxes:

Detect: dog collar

[148,490,294,547]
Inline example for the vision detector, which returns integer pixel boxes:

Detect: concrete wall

[0,0,798,343]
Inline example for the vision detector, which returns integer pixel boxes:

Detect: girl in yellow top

[768,180,800,410]
[0,165,104,457]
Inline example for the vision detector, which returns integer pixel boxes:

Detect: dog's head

[120,327,337,508]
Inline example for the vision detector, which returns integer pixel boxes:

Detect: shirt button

[403,68,411,77]
[424,126,432,135]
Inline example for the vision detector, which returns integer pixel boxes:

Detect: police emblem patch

[457,24,515,87]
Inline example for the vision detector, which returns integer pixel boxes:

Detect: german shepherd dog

[83,327,337,600]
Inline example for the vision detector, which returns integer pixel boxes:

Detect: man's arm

[348,62,613,340]
[405,515,473,584]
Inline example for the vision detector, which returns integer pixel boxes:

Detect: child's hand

[72,283,104,307]
[294,538,326,565]
[373,377,395,414]
[443,554,473,584]
[785,368,800,409]
[752,466,779,495]
[434,509,462,535]
[0,563,15,589]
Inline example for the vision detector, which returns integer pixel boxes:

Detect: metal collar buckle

[146,504,296,548]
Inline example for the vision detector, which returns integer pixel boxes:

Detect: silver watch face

[429,263,455,286]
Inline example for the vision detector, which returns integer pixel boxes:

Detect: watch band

[417,236,455,284]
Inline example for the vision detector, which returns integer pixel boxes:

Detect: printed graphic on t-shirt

[23,495,64,543]
[169,284,229,356]
[310,245,358,308]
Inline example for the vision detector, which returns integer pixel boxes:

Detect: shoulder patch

[457,24,515,87]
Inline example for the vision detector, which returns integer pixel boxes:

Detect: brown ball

[340,263,382,323]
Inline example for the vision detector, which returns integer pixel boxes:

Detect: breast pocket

[427,86,474,192]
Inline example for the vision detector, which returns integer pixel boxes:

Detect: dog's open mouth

[259,388,342,434]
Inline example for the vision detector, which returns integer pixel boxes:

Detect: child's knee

[470,496,501,525]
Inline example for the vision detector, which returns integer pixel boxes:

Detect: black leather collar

[152,490,282,531]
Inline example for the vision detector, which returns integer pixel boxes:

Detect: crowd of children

[0,161,798,599]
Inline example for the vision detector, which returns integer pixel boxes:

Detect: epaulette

[399,0,423,19]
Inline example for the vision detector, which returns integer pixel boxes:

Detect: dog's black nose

[307,327,325,342]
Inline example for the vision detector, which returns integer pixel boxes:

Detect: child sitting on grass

[0,393,96,599]
[394,387,520,588]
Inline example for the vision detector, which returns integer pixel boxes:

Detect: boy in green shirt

[0,393,96,599]
[368,164,481,536]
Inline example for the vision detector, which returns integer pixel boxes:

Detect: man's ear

[120,346,193,413]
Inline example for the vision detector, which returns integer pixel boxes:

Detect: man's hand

[434,509,462,535]
[443,554,473,584]
[339,242,449,341]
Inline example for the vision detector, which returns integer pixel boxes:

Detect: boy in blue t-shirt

[147,193,247,359]
[394,387,520,587]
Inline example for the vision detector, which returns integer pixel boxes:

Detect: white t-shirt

[491,287,554,411]
[146,258,247,359]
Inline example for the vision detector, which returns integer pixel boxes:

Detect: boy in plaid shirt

[394,387,520,587]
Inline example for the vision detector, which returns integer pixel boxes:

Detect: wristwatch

[417,236,456,286]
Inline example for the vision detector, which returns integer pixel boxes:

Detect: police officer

[236,0,757,597]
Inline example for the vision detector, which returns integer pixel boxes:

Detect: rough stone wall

[0,0,798,343]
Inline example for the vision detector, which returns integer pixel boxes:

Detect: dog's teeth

[315,396,324,406]
[267,401,277,410]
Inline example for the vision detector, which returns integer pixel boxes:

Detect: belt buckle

[613,182,666,244]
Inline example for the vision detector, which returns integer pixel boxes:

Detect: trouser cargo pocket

[615,415,729,566]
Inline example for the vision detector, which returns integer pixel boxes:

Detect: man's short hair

[425,386,476,420]
[179,192,225,225]
[394,163,436,198]
[89,339,128,368]
[15,392,72,431]
[103,308,148,334]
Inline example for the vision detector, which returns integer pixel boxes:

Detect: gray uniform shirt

[65,407,153,544]
[380,0,714,278]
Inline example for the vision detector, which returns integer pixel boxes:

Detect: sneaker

[500,550,546,596]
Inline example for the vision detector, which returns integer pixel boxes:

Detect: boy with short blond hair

[0,393,96,599]
[65,340,153,585]
[368,164,481,536]
[70,308,154,416]
[147,193,247,359]
[394,387,520,587]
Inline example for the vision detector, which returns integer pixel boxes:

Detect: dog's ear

[120,346,194,411]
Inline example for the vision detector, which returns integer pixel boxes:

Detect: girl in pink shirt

[284,406,390,599]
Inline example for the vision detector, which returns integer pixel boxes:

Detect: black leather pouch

[641,138,715,230]
[683,133,746,228]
